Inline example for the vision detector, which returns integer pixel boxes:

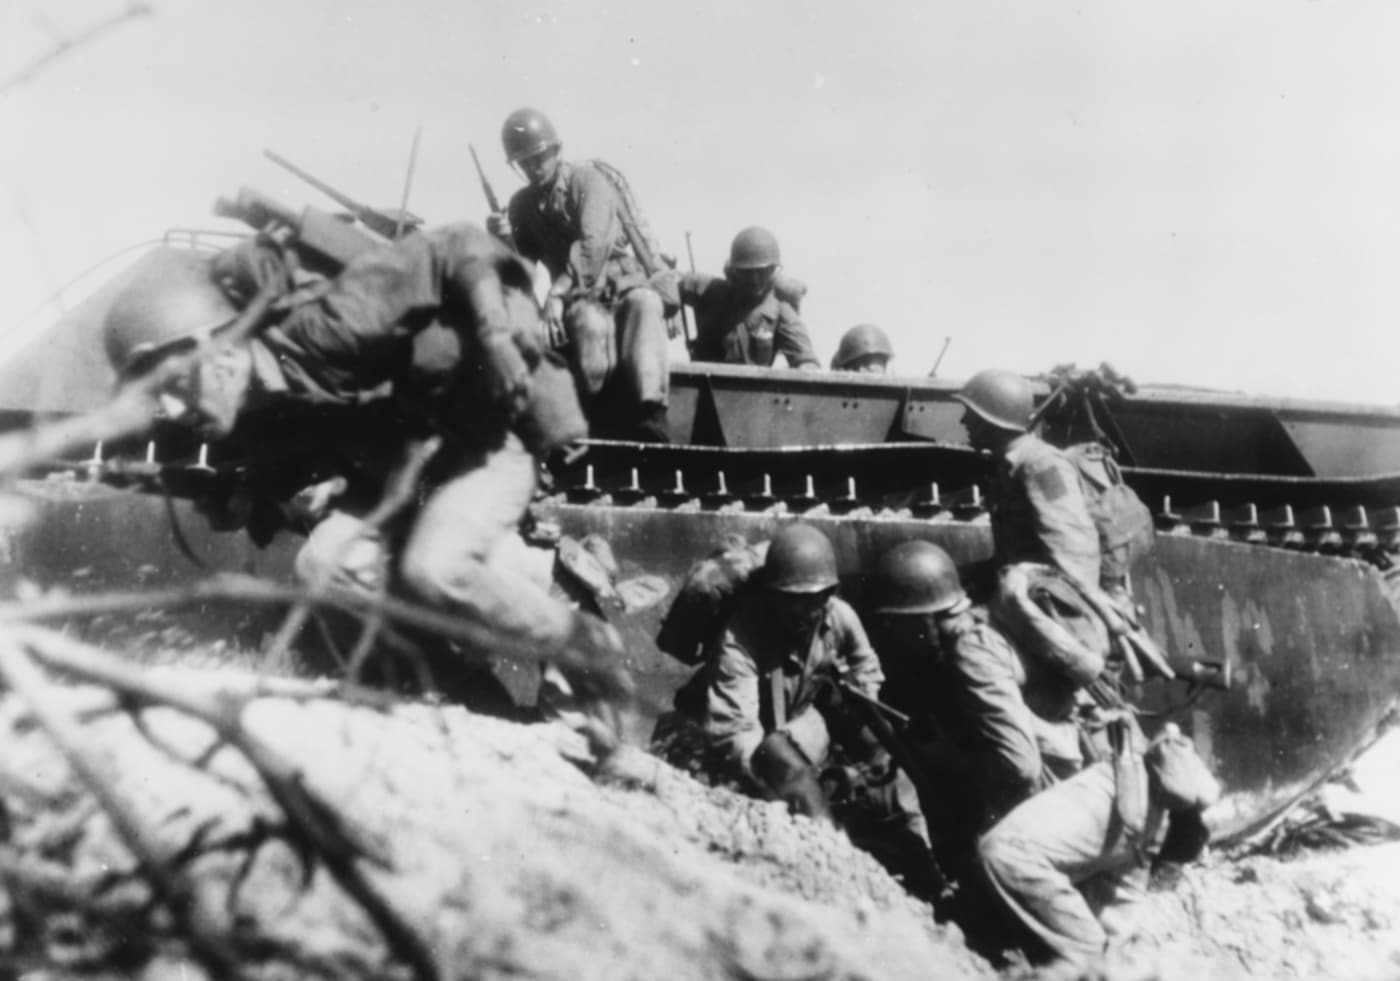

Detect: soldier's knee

[295,512,386,595]
[623,286,664,324]
[399,535,484,607]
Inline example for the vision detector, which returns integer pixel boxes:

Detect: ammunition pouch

[564,299,617,397]
[515,350,589,456]
[1146,722,1221,813]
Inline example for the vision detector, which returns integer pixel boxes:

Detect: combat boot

[630,400,671,444]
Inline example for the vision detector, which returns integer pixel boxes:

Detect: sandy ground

[1,668,1397,981]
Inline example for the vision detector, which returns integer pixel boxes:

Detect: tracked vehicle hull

[4,328,1400,839]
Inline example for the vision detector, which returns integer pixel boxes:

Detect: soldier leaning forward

[660,524,944,900]
[489,107,671,443]
[865,542,1089,876]
[978,722,1220,969]
[651,226,821,370]
[100,225,625,709]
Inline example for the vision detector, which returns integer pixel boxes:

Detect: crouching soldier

[978,722,1220,969]
[697,523,943,898]
[100,225,628,711]
[868,541,1085,838]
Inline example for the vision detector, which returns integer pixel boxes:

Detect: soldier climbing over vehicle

[651,226,821,370]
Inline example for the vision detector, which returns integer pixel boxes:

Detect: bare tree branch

[1,3,153,95]
[0,572,638,705]
[10,624,441,981]
[0,634,248,979]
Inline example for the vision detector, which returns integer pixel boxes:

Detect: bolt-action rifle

[264,149,422,241]
[827,678,954,900]
[469,143,504,217]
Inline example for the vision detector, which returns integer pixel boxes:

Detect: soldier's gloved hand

[486,212,513,243]
[479,332,531,420]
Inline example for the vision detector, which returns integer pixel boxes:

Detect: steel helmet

[763,523,839,594]
[502,108,561,163]
[727,226,781,270]
[831,324,893,370]
[870,540,966,615]
[954,368,1034,433]
[102,247,238,379]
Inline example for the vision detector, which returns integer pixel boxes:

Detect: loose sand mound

[4,663,1399,981]
[0,670,987,980]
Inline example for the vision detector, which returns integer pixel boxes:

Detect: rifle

[264,149,422,241]
[829,678,954,899]
[469,143,504,216]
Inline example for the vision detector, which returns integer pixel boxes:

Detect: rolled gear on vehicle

[655,536,769,665]
[989,562,1110,687]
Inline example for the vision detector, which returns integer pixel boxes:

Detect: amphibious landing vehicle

[3,244,1400,841]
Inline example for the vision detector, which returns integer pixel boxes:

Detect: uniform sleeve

[831,599,885,698]
[1022,452,1101,589]
[703,630,765,776]
[951,628,1043,819]
[568,166,623,293]
[773,304,821,369]
[784,601,879,766]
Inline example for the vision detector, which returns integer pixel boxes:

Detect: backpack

[655,536,769,665]
[588,158,668,276]
[1064,442,1155,584]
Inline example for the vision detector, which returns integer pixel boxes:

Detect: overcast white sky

[3,0,1399,404]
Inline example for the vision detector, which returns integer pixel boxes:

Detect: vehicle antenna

[930,336,952,377]
[393,126,423,240]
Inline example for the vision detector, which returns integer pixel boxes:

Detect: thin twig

[0,2,152,94]
[0,572,638,705]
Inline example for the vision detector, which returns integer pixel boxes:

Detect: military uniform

[704,593,882,774]
[880,606,1080,832]
[211,224,605,678]
[654,272,820,369]
[989,433,1101,590]
[978,761,1164,964]
[701,589,940,895]
[506,159,669,439]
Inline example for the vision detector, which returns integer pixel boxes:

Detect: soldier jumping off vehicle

[487,107,672,443]
[830,323,893,374]
[99,225,626,710]
[651,226,821,370]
